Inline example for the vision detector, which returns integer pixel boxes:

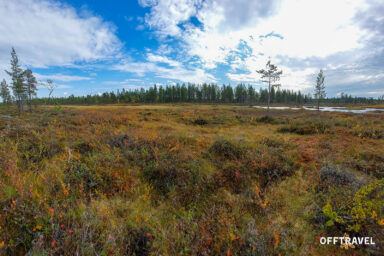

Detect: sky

[0,0,383,98]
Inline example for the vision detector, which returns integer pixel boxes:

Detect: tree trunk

[267,78,271,115]
[29,94,32,112]
[17,96,21,113]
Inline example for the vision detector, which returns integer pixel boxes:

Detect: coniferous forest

[31,84,383,106]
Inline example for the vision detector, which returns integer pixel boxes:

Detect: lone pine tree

[314,69,326,110]
[257,59,283,113]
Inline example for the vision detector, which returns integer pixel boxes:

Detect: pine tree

[0,79,12,104]
[256,59,282,112]
[24,69,38,112]
[314,69,326,110]
[5,48,26,112]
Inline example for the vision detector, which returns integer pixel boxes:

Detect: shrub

[111,135,205,205]
[0,198,40,255]
[109,134,135,148]
[238,219,273,255]
[18,133,62,164]
[320,165,365,189]
[192,118,208,125]
[350,152,384,179]
[322,179,384,236]
[278,120,332,135]
[120,224,152,256]
[352,124,383,139]
[208,139,247,161]
[213,162,252,193]
[74,141,93,154]
[252,146,296,187]
[258,137,286,148]
[65,161,101,198]
[141,152,202,199]
[208,138,296,191]
[256,115,276,124]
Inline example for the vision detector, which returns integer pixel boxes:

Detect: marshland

[1,104,383,255]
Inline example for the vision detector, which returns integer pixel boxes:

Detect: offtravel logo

[319,233,375,249]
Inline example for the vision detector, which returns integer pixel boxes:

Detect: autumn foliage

[0,104,383,255]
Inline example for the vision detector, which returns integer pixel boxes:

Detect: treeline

[325,92,383,105]
[32,84,312,105]
[31,84,384,105]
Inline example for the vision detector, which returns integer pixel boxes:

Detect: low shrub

[208,138,296,191]
[18,134,62,164]
[256,115,276,124]
[141,152,203,199]
[352,124,383,139]
[65,161,101,199]
[258,137,286,148]
[192,118,208,125]
[320,165,365,189]
[111,135,206,205]
[350,152,384,179]
[278,120,332,135]
[322,179,384,237]
[252,146,296,187]
[208,138,247,161]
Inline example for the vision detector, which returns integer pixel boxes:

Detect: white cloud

[139,0,384,94]
[113,59,216,84]
[0,0,121,69]
[146,53,181,67]
[35,73,92,82]
[138,0,202,38]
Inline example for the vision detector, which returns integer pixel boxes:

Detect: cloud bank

[138,0,384,96]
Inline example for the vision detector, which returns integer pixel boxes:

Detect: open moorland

[0,104,383,255]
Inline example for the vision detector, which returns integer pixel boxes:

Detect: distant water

[253,106,384,114]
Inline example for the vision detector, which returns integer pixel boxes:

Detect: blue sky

[0,0,383,98]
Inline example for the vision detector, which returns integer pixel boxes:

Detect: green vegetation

[1,104,383,255]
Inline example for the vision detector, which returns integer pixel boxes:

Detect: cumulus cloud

[0,0,121,69]
[138,0,384,96]
[138,0,203,38]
